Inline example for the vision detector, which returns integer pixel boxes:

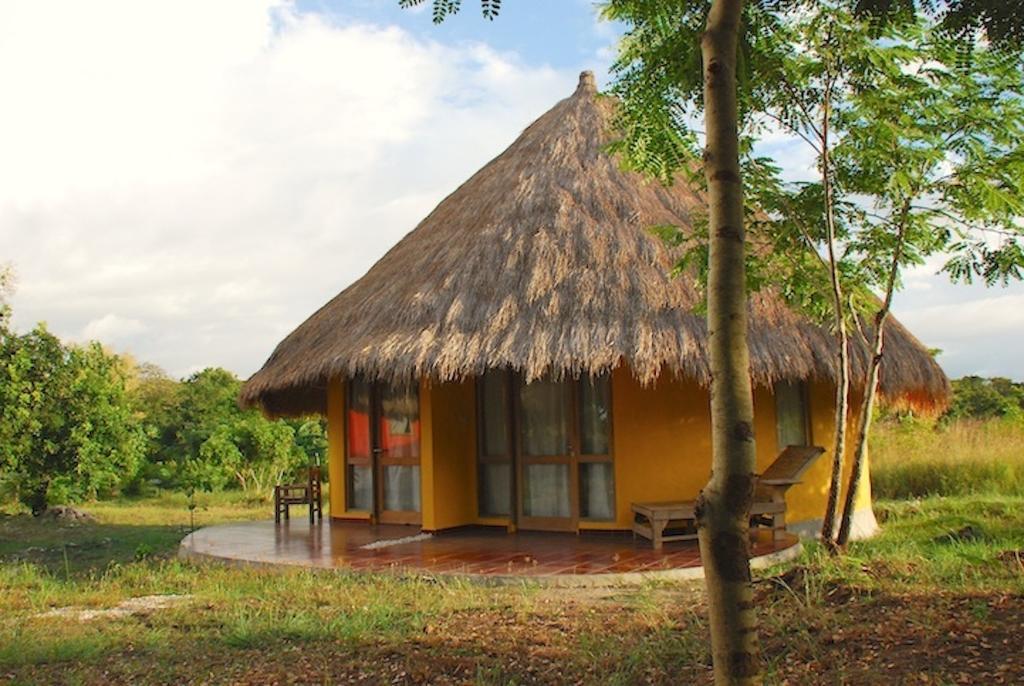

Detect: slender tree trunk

[818,94,850,548]
[836,215,908,547]
[695,1,761,683]
[835,310,885,547]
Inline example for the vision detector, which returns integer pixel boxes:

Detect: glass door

[517,376,577,531]
[376,382,422,524]
[577,375,615,522]
[345,378,375,513]
[477,370,513,518]
[345,378,421,525]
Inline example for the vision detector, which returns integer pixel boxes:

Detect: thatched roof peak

[576,70,597,94]
[240,75,948,417]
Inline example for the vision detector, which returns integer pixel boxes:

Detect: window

[346,377,373,511]
[775,381,810,448]
[577,374,614,520]
[477,369,512,517]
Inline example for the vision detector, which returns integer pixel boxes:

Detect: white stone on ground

[36,594,193,621]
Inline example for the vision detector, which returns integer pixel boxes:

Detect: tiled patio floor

[180,520,801,585]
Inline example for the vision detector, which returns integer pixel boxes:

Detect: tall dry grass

[871,418,1024,499]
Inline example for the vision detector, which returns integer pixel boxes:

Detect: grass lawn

[1,493,1022,685]
[871,419,1024,499]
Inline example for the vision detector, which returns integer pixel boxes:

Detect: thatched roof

[241,72,949,417]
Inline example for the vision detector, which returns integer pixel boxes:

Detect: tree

[170,367,313,494]
[945,376,1024,421]
[0,263,13,325]
[0,326,144,514]
[691,4,763,681]
[608,0,1024,552]
[740,5,868,546]
[832,28,1024,545]
[0,264,16,477]
[125,362,183,491]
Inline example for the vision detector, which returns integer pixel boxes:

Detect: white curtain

[524,464,570,518]
[480,463,511,517]
[384,466,421,512]
[581,462,614,520]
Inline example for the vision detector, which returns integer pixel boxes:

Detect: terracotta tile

[184,519,799,579]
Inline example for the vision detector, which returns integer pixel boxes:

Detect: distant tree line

[944,376,1024,422]
[0,280,325,515]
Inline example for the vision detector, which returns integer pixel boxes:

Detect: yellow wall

[326,377,351,519]
[605,369,871,530]
[325,369,874,533]
[420,377,478,530]
[604,366,710,528]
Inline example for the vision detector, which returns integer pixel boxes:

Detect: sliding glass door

[477,371,614,532]
[376,382,421,524]
[518,376,576,531]
[345,378,421,525]
[577,375,614,521]
[477,370,513,518]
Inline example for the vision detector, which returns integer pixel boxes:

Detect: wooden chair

[749,445,824,540]
[274,466,323,524]
[631,445,825,548]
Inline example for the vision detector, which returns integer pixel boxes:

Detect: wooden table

[632,497,791,549]
[631,501,697,549]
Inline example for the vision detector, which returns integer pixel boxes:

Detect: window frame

[774,379,812,449]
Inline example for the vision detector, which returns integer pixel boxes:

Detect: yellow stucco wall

[326,377,348,518]
[602,366,710,528]
[325,369,874,533]
[420,378,478,531]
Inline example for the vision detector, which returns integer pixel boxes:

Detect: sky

[1,0,1021,382]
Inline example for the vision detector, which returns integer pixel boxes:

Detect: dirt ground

[8,585,1022,685]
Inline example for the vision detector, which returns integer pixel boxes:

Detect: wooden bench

[631,501,697,549]
[632,446,826,548]
[631,499,793,549]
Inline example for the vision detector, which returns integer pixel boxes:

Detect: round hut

[241,72,948,539]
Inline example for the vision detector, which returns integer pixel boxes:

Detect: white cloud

[894,278,1024,379]
[900,292,1024,341]
[81,314,148,342]
[1,0,576,378]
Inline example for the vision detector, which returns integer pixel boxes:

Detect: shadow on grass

[0,513,191,577]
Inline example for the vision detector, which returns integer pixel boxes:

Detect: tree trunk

[28,479,49,517]
[695,0,761,683]
[820,319,850,547]
[818,95,850,548]
[835,309,885,547]
[836,214,908,548]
